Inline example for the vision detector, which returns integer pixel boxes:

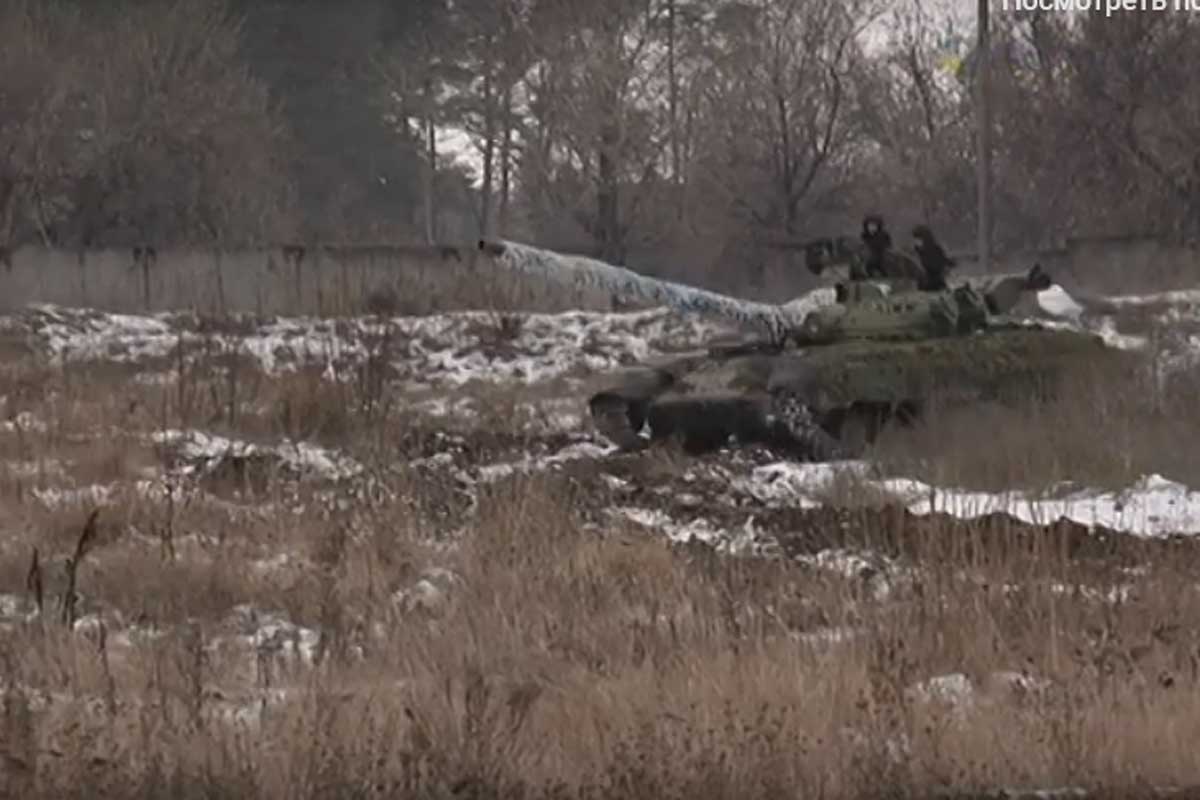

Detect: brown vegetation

[3,1,1200,794]
[0,0,293,250]
[8,0,1200,290]
[1,317,1199,799]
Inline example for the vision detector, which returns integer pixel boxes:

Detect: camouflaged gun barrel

[479,239,802,341]
[478,238,1054,347]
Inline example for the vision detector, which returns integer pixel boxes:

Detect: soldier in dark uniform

[860,214,892,278]
[912,224,955,292]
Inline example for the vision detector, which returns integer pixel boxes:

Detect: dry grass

[872,348,1200,492]
[1,328,1200,800]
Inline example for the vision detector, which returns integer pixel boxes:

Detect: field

[3,282,1200,799]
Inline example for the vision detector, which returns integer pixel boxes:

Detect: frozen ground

[4,283,1200,546]
[2,280,1200,795]
[3,280,1197,599]
[14,281,1178,385]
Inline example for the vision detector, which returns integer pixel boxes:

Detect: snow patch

[476,441,616,482]
[1029,316,1148,352]
[393,567,463,615]
[610,507,778,557]
[906,670,1052,710]
[908,673,976,706]
[32,483,117,508]
[26,304,180,362]
[1105,289,1200,308]
[1,458,67,480]
[732,461,865,506]
[793,548,908,600]
[903,473,1200,537]
[219,604,321,666]
[1,410,47,434]
[739,462,1200,536]
[151,429,363,482]
[16,304,727,390]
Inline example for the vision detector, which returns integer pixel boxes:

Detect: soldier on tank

[860,214,892,278]
[912,224,955,292]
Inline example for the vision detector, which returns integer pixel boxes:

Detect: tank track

[764,390,851,462]
[588,390,849,462]
[590,393,650,452]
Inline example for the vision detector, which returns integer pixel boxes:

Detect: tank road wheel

[834,409,872,456]
[646,396,777,455]
[767,392,851,462]
[820,401,922,456]
[589,392,648,451]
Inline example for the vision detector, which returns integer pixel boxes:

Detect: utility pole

[977,0,992,273]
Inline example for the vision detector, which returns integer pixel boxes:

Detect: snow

[26,305,180,362]
[793,548,908,600]
[732,461,856,507]
[1088,315,1151,351]
[8,283,1200,556]
[609,507,778,557]
[12,278,1200,397]
[1105,289,1200,308]
[737,462,1200,537]
[7,278,1200,800]
[1,459,67,480]
[0,593,38,631]
[908,672,976,706]
[393,567,463,615]
[32,483,120,508]
[906,670,1052,709]
[1,410,49,433]
[15,304,727,390]
[902,473,1200,537]
[220,604,321,665]
[151,429,363,482]
[475,441,616,482]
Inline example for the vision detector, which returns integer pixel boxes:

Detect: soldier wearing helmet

[860,214,892,278]
[912,224,955,292]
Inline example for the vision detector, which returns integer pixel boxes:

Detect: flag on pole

[935,18,971,82]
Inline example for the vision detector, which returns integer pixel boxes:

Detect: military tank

[477,238,1136,460]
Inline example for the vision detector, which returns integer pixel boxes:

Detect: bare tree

[513,0,672,264]
[694,0,879,239]
[1069,13,1200,236]
[373,0,476,244]
[982,11,1200,245]
[1,0,294,250]
[856,0,974,233]
[0,1,83,248]
[447,0,535,238]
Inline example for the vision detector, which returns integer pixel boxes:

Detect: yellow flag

[938,53,963,75]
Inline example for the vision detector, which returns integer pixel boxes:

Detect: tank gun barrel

[476,238,1054,347]
[479,238,801,341]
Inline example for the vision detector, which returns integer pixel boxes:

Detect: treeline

[2,0,1199,287]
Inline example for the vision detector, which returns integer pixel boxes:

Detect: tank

[477,239,1135,460]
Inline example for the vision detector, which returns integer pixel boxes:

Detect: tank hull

[588,327,1133,459]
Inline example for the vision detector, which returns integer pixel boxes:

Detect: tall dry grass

[1,320,1200,799]
[873,342,1200,492]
